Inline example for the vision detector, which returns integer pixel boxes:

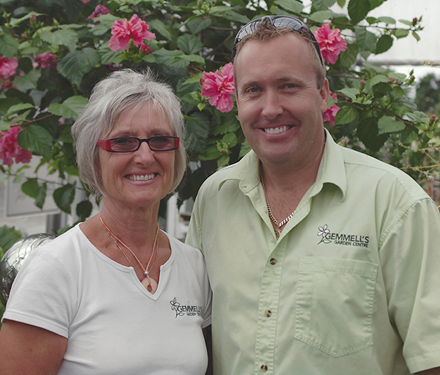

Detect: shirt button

[261,365,268,372]
[266,310,272,317]
[270,258,277,265]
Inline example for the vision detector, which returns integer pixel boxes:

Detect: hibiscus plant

[0,0,438,231]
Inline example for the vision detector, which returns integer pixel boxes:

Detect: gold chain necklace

[260,171,295,239]
[99,214,159,293]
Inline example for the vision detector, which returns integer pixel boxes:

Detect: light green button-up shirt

[186,131,440,375]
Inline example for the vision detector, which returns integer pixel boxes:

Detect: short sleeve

[2,243,78,338]
[379,198,440,373]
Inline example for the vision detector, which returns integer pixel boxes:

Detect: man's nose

[262,90,283,120]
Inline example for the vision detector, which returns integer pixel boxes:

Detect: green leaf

[217,154,230,168]
[177,34,203,54]
[377,16,396,24]
[99,47,121,65]
[17,124,53,156]
[53,183,76,214]
[223,132,237,147]
[12,70,41,92]
[405,111,429,123]
[58,48,100,87]
[0,34,19,59]
[375,34,393,54]
[148,19,173,41]
[377,116,405,135]
[369,0,385,11]
[337,0,346,6]
[5,103,34,117]
[412,31,420,42]
[10,12,43,27]
[391,86,405,100]
[338,42,359,68]
[39,29,79,53]
[185,113,210,154]
[21,178,39,199]
[153,49,190,69]
[354,27,377,51]
[0,225,22,253]
[399,19,413,26]
[48,95,88,120]
[0,121,10,131]
[186,17,212,35]
[338,88,359,101]
[76,200,93,221]
[275,0,304,14]
[369,74,389,87]
[217,10,251,24]
[307,10,333,23]
[35,182,47,209]
[312,0,337,11]
[356,117,388,151]
[394,28,409,38]
[335,105,357,124]
[348,0,370,24]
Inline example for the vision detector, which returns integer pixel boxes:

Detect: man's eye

[248,87,260,93]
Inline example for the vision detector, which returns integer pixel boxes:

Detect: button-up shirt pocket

[294,256,378,357]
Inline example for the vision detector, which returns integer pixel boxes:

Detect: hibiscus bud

[359,79,365,90]
[412,17,417,26]
[430,114,436,123]
[407,75,415,85]
[338,139,348,147]
[30,14,36,25]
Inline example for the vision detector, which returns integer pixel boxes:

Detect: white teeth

[264,126,289,134]
[128,174,155,181]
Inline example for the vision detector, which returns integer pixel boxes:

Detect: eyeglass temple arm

[96,140,113,150]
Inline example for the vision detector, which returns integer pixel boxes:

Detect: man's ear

[320,78,330,114]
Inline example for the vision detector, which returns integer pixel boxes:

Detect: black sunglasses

[97,136,179,153]
[231,15,323,65]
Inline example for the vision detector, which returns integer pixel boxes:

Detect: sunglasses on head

[97,136,179,153]
[231,15,323,65]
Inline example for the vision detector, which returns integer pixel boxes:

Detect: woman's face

[98,102,176,211]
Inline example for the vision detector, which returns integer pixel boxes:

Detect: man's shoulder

[339,146,428,199]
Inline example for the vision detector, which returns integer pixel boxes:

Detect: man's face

[235,32,330,171]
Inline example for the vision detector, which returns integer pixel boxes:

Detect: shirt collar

[217,129,347,200]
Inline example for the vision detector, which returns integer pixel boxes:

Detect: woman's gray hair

[71,68,186,198]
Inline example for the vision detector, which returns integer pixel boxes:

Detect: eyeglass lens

[103,136,178,152]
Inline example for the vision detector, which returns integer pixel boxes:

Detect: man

[186,15,440,375]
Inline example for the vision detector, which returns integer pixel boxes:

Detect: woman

[0,69,212,374]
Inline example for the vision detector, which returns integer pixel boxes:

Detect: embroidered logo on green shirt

[318,224,370,247]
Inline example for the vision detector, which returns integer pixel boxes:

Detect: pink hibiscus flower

[0,56,18,78]
[80,0,91,3]
[0,126,33,166]
[34,52,57,69]
[313,23,347,65]
[201,63,235,113]
[88,4,110,19]
[109,14,156,52]
[323,93,340,128]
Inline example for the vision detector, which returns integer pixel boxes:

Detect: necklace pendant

[142,275,158,294]
[144,270,149,276]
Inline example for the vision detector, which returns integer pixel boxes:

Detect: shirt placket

[253,238,287,375]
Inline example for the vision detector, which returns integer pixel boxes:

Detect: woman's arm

[0,319,67,375]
